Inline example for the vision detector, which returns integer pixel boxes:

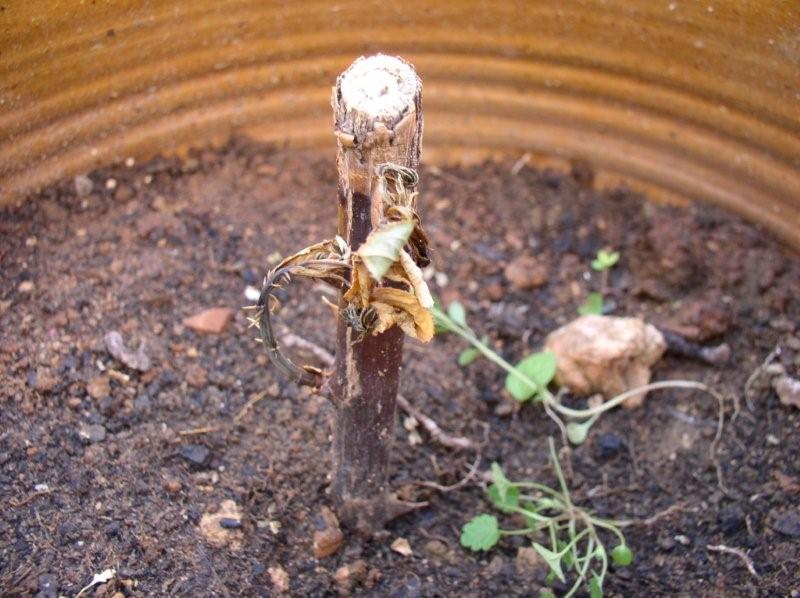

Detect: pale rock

[773,376,800,410]
[199,499,243,549]
[544,315,666,408]
[390,537,413,557]
[268,565,290,593]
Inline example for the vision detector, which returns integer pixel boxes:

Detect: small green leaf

[557,539,574,569]
[457,347,481,367]
[432,301,451,334]
[447,301,468,328]
[505,352,558,401]
[544,571,556,587]
[488,483,520,513]
[589,573,603,598]
[591,249,620,271]
[540,590,557,598]
[611,544,633,567]
[490,462,513,500]
[357,220,415,280]
[532,542,566,583]
[578,292,604,316]
[460,514,501,552]
[566,419,594,445]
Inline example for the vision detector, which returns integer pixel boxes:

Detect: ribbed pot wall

[2,1,798,246]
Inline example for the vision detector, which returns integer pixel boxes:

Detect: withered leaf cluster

[247,163,433,385]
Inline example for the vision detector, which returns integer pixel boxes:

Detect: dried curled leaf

[343,260,373,308]
[398,249,433,309]
[357,220,415,281]
[250,163,436,389]
[371,287,434,342]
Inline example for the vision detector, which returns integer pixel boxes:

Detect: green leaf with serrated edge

[357,220,414,280]
[589,573,603,598]
[505,352,557,401]
[488,484,520,513]
[447,301,468,328]
[457,347,481,367]
[460,514,500,552]
[578,292,604,316]
[532,542,566,583]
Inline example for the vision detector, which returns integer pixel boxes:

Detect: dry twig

[178,426,219,437]
[707,544,760,578]
[743,346,781,410]
[412,454,482,493]
[234,390,270,424]
[9,489,52,508]
[615,502,696,528]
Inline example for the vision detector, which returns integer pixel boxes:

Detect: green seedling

[433,301,555,403]
[579,249,620,316]
[577,292,604,317]
[433,301,720,445]
[591,249,619,272]
[439,300,488,367]
[460,438,633,597]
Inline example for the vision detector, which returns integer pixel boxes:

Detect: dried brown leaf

[399,249,433,309]
[371,287,434,342]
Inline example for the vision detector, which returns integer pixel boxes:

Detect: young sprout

[432,301,721,445]
[460,438,633,597]
[579,249,620,316]
[591,249,620,272]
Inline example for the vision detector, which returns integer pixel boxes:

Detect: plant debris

[104,330,152,372]
[249,164,434,387]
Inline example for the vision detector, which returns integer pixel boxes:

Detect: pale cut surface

[339,54,418,121]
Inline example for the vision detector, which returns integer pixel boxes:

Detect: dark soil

[1,139,799,597]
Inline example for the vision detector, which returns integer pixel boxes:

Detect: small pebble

[596,432,624,460]
[390,537,413,557]
[74,175,93,197]
[163,478,182,494]
[86,376,111,400]
[773,510,800,538]
[79,424,107,444]
[179,444,210,467]
[183,307,234,335]
[37,573,58,598]
[719,504,745,534]
[313,507,344,559]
